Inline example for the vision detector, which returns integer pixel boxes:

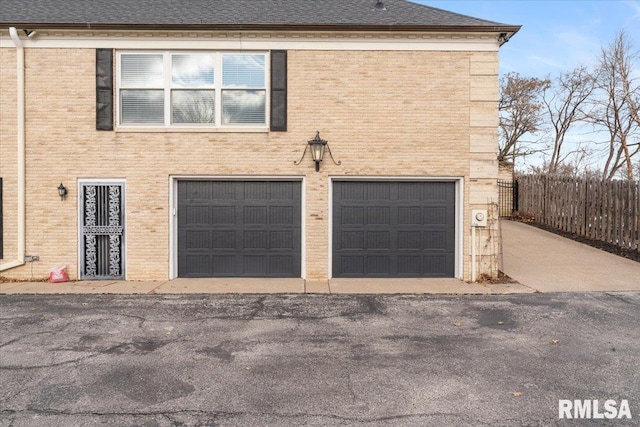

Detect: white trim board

[0,32,500,51]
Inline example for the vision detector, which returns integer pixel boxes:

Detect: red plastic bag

[49,265,69,283]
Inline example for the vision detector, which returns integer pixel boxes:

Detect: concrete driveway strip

[1,293,639,426]
[501,220,640,292]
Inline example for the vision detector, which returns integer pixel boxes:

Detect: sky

[417,0,640,79]
[415,0,640,172]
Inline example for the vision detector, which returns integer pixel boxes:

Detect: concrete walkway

[0,277,529,295]
[501,219,640,292]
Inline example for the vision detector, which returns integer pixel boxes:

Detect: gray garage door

[178,181,301,278]
[333,181,456,278]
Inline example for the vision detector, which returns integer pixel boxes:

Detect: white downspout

[0,27,26,271]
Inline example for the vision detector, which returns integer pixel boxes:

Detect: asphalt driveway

[1,293,639,426]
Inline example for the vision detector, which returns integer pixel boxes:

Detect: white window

[117,51,267,127]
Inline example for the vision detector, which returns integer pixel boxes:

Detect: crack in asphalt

[344,369,358,404]
[606,292,640,305]
[247,295,267,320]
[116,313,148,328]
[0,352,101,370]
[357,295,387,315]
[0,407,472,423]
[0,338,21,349]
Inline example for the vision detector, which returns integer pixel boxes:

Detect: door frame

[328,176,464,279]
[169,176,306,280]
[77,178,127,280]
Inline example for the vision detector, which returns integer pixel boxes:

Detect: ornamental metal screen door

[79,182,125,279]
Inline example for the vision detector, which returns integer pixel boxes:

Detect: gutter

[0,27,26,272]
[1,22,522,35]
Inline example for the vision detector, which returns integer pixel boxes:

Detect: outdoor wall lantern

[57,183,67,201]
[294,131,341,172]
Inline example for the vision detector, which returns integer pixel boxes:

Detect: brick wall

[0,46,500,281]
[0,48,17,267]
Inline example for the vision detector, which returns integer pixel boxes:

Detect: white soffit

[0,31,500,51]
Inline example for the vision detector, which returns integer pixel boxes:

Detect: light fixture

[57,183,67,201]
[23,29,37,38]
[294,131,341,172]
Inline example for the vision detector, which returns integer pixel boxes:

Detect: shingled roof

[0,0,520,34]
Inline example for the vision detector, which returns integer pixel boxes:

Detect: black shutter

[96,49,114,131]
[270,50,287,131]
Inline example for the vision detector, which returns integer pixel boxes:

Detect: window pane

[121,54,164,87]
[172,90,215,124]
[223,55,265,88]
[172,54,215,88]
[222,90,266,124]
[121,90,164,124]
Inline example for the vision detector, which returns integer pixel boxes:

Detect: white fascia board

[0,32,500,51]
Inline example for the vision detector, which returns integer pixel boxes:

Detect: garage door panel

[244,256,267,274]
[178,181,301,278]
[184,254,210,276]
[244,231,268,250]
[270,182,298,199]
[398,182,423,199]
[367,183,391,200]
[184,205,210,225]
[211,231,235,249]
[340,183,366,200]
[341,231,365,250]
[367,256,391,274]
[270,256,294,274]
[342,207,365,225]
[398,256,422,274]
[367,207,390,225]
[423,206,448,225]
[269,206,294,225]
[398,207,422,225]
[367,231,390,250]
[212,255,235,275]
[424,231,448,251]
[424,255,454,277]
[270,231,294,250]
[398,231,421,250]
[333,181,455,278]
[424,182,455,202]
[207,182,233,199]
[244,206,268,224]
[340,256,365,275]
[244,182,269,199]
[185,230,211,250]
[182,181,212,200]
[211,206,236,224]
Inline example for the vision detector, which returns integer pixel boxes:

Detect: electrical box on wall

[471,209,488,227]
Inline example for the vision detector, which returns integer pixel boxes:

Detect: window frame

[116,51,269,130]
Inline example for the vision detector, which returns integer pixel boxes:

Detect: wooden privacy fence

[517,175,640,252]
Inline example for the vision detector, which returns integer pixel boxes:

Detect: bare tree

[498,72,551,162]
[543,66,596,174]
[589,31,640,180]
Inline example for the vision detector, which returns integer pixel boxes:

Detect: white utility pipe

[471,225,476,282]
[0,27,26,272]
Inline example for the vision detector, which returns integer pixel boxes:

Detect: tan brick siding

[0,46,500,281]
[0,48,18,265]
